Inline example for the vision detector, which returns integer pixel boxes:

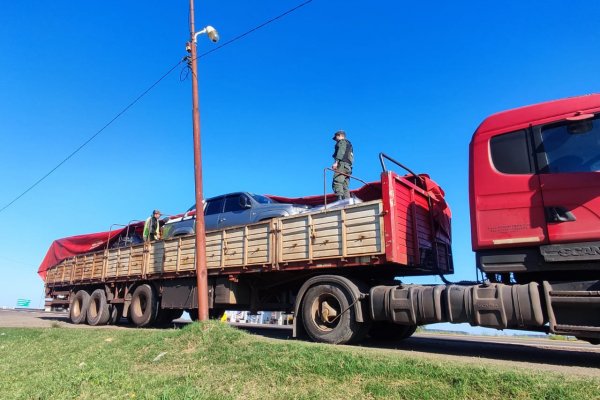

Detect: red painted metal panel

[475,94,600,137]
[381,171,452,270]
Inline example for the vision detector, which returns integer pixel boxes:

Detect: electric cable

[0,0,314,214]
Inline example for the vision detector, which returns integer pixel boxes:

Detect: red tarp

[37,222,143,280]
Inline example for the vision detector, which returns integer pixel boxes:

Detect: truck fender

[292,275,367,338]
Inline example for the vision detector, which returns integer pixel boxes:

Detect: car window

[251,193,277,204]
[205,198,224,215]
[224,195,246,213]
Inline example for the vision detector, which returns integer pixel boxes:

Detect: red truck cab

[469,94,600,278]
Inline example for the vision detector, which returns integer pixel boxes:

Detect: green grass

[0,323,597,400]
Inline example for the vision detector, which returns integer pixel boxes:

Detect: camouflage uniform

[332,134,354,200]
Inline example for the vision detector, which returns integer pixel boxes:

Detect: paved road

[2,309,599,377]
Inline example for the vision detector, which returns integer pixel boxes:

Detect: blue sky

[1,1,599,333]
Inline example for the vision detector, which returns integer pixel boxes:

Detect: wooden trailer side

[45,201,386,286]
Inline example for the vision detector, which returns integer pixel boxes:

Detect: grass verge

[0,322,597,400]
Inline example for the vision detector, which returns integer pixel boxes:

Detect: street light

[187,0,219,321]
[194,25,220,44]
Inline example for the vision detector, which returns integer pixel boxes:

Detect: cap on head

[153,209,161,215]
[332,130,346,140]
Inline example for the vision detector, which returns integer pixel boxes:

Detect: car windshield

[251,194,277,204]
[186,200,207,212]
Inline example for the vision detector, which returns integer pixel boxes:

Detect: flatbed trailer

[44,167,454,343]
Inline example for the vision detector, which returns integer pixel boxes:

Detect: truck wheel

[130,284,158,327]
[368,322,417,341]
[69,290,90,324]
[301,283,368,344]
[87,289,111,326]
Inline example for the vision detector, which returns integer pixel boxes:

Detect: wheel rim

[309,293,342,332]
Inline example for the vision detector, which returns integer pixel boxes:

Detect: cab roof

[475,93,600,136]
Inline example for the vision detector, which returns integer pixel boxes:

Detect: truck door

[219,194,252,229]
[472,129,548,249]
[535,115,600,243]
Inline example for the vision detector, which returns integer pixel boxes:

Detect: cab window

[490,130,533,174]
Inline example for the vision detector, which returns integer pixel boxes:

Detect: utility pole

[188,0,209,321]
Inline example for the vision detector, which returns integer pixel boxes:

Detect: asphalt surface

[2,309,599,377]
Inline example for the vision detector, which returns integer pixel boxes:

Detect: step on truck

[42,94,600,345]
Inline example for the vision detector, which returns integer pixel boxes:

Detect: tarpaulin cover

[38,222,143,280]
[267,181,383,206]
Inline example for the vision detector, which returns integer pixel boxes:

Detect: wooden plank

[311,249,346,258]
[281,232,310,242]
[346,224,379,235]
[307,214,314,263]
[247,255,269,264]
[346,237,380,248]
[309,226,341,239]
[341,209,347,258]
[347,230,379,241]
[242,226,249,266]
[280,216,309,229]
[311,215,342,228]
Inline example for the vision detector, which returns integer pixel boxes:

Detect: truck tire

[69,290,90,324]
[130,284,158,327]
[368,322,417,341]
[301,283,369,344]
[87,289,111,326]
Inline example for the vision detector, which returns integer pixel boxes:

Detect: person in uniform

[143,209,162,242]
[331,130,354,200]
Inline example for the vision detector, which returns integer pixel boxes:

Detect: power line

[0,0,314,215]
[195,0,313,60]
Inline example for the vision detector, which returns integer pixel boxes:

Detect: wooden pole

[189,0,209,321]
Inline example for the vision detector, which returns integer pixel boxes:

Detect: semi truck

[42,94,600,345]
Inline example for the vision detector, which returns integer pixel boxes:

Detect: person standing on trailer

[331,130,354,200]
[143,209,162,241]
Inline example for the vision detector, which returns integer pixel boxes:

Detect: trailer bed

[44,171,452,288]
